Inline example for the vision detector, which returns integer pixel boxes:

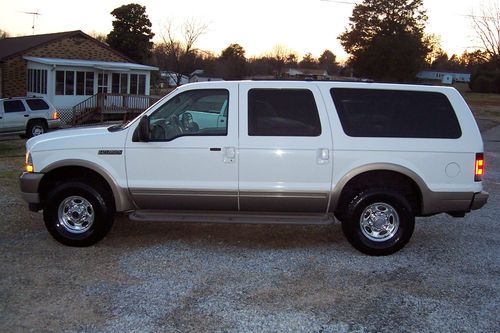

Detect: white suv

[19,81,488,255]
[0,96,61,138]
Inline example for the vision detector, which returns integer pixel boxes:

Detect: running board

[128,210,334,225]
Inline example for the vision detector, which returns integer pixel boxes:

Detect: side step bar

[128,210,335,225]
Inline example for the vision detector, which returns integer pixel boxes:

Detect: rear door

[238,82,334,213]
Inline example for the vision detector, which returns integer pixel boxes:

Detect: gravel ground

[0,124,499,332]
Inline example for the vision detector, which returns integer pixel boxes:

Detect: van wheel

[341,188,414,256]
[27,120,47,138]
[43,181,115,246]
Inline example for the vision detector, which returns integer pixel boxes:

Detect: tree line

[3,1,498,92]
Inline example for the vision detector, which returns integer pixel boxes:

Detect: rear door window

[330,88,462,139]
[248,89,321,136]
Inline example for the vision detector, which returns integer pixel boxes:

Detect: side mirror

[137,115,150,142]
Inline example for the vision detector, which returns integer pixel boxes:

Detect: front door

[125,83,239,211]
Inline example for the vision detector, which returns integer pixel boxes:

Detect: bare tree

[471,1,500,66]
[0,29,10,39]
[87,30,108,44]
[266,44,297,74]
[159,19,208,85]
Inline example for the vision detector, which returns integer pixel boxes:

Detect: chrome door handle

[223,147,236,163]
[317,148,329,165]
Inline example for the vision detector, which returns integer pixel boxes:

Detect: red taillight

[475,153,484,182]
[53,111,59,120]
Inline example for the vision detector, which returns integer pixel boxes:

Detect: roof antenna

[23,10,42,35]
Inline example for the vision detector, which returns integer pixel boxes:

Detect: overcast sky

[0,0,493,61]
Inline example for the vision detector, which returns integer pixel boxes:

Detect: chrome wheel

[360,202,399,242]
[57,196,94,234]
[31,124,45,136]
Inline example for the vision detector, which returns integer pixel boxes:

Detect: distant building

[417,70,471,84]
[0,30,158,109]
[189,70,223,83]
[283,68,330,80]
[160,71,189,86]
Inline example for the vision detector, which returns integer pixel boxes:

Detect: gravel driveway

[0,124,498,332]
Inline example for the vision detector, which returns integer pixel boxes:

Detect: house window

[112,73,129,94]
[76,71,95,96]
[130,74,146,95]
[27,69,47,94]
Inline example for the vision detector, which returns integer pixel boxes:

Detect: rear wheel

[27,120,47,138]
[341,188,415,256]
[43,181,115,246]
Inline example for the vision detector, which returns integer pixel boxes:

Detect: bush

[471,76,493,93]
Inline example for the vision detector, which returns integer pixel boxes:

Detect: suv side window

[330,88,462,139]
[26,99,50,111]
[248,89,321,136]
[3,100,26,113]
[148,89,229,141]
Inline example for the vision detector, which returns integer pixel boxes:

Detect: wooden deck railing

[71,93,161,125]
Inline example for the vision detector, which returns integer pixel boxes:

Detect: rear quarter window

[330,88,462,139]
[26,99,50,111]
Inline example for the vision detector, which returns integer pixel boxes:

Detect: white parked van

[20,81,488,255]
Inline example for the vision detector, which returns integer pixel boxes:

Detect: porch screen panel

[130,74,138,95]
[65,71,74,95]
[86,72,94,95]
[76,72,85,95]
[112,73,120,93]
[120,74,128,94]
[27,69,48,94]
[56,71,65,95]
[138,75,146,95]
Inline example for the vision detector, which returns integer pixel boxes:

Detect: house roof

[24,57,158,71]
[0,30,133,63]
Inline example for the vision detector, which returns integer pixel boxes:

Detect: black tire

[43,181,115,246]
[26,120,47,138]
[341,188,415,256]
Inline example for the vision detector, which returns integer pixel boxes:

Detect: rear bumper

[47,119,62,130]
[471,191,489,210]
[19,172,43,211]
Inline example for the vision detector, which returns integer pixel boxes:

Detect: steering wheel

[180,112,199,132]
[164,115,183,138]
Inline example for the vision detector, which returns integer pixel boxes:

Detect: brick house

[0,30,158,111]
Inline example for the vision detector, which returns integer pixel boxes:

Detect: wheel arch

[39,159,135,212]
[331,163,429,216]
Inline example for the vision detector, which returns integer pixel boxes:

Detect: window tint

[4,100,26,113]
[330,88,462,139]
[26,99,49,111]
[248,89,321,136]
[148,89,229,141]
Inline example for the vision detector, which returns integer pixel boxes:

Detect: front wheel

[341,188,415,256]
[43,181,115,246]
